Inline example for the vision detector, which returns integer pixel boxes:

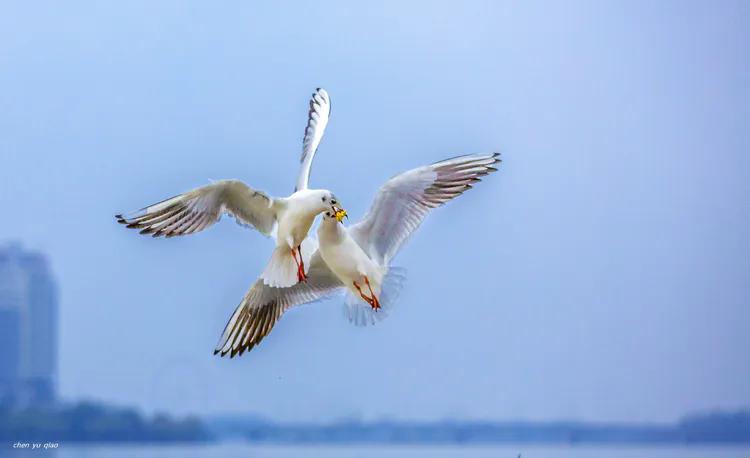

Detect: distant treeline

[0,401,210,443]
[3,403,749,444]
[209,410,750,445]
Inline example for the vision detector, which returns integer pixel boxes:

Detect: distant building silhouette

[0,242,57,407]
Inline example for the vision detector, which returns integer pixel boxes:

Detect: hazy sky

[1,0,748,423]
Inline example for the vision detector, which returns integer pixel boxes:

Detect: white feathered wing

[214,153,500,355]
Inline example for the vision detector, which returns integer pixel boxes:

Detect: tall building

[0,242,58,406]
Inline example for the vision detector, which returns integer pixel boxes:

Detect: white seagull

[116,88,346,287]
[214,153,500,357]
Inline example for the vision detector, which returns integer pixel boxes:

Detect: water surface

[14,444,749,458]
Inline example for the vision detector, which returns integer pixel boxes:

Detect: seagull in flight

[214,153,500,357]
[116,88,346,288]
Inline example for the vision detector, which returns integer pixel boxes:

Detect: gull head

[315,191,347,223]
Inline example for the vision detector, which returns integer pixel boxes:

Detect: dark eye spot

[321,196,327,202]
[331,199,337,205]
[326,212,331,217]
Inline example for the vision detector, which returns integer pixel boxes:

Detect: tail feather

[260,238,318,288]
[343,266,407,326]
[260,246,298,288]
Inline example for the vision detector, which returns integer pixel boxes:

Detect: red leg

[353,281,373,308]
[291,248,306,283]
[297,245,308,282]
[353,279,380,311]
[363,276,381,310]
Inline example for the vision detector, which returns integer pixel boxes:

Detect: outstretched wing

[295,88,331,191]
[214,251,343,357]
[116,179,276,238]
[349,153,500,265]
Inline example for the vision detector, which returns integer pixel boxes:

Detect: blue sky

[1,0,748,423]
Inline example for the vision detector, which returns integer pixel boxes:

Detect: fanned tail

[260,246,297,288]
[260,238,318,288]
[343,266,407,326]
